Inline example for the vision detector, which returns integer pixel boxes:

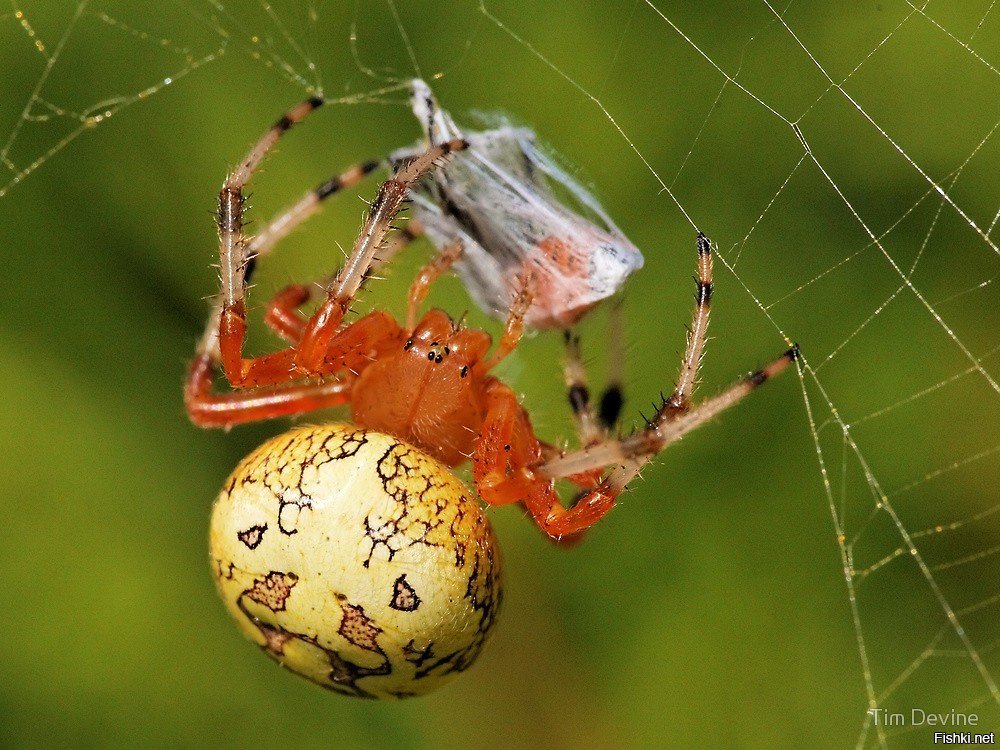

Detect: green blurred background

[1,1,998,747]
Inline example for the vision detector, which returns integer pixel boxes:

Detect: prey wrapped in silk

[392,79,644,329]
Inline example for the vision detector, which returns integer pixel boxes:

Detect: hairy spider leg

[246,165,428,343]
[532,345,799,535]
[191,98,330,378]
[290,139,467,374]
[217,96,325,315]
[561,295,629,449]
[187,293,337,430]
[666,231,713,417]
[200,91,456,385]
[264,223,426,345]
[599,297,627,431]
[195,96,333,363]
[186,97,466,426]
[482,277,535,371]
[185,355,352,428]
[218,110,431,344]
[559,232,707,448]
[217,138,467,386]
[489,343,798,540]
[475,235,798,539]
[471,376,605,542]
[186,309,406,429]
[206,158,404,348]
[243,160,381,271]
[406,240,464,330]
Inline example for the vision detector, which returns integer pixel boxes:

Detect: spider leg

[536,345,800,486]
[202,95,344,384]
[597,297,626,431]
[556,331,608,490]
[561,297,628,448]
[184,352,351,428]
[664,232,713,417]
[215,140,463,382]
[293,139,468,372]
[482,275,535,370]
[314,311,405,377]
[191,98,327,381]
[558,300,631,493]
[187,311,405,428]
[243,169,427,288]
[406,240,463,330]
[207,94,447,384]
[471,380,606,541]
[188,99,461,427]
[562,330,602,446]
[209,134,423,349]
[527,232,717,509]
[218,97,325,314]
[484,345,798,540]
[262,284,312,344]
[262,223,427,345]
[244,159,383,269]
[472,380,544,506]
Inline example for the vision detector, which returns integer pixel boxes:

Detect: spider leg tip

[696,232,712,254]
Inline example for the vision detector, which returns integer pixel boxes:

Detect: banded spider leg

[509,233,798,539]
[186,96,467,427]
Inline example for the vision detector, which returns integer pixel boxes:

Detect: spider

[187,95,798,698]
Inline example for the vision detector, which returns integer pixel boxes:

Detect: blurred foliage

[1,1,998,748]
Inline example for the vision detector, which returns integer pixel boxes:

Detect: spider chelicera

[187,91,798,697]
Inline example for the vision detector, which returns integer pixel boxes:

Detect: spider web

[2,1,997,747]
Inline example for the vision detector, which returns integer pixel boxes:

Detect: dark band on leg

[315,159,383,200]
[695,279,713,305]
[696,231,711,255]
[568,383,591,414]
[274,96,325,133]
[598,385,624,429]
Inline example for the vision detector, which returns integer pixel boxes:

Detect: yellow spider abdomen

[208,423,502,699]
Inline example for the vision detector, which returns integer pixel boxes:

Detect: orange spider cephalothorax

[350,310,492,467]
